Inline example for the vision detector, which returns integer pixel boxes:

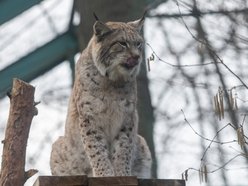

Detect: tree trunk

[0,79,38,186]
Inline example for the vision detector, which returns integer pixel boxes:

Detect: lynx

[50,16,152,178]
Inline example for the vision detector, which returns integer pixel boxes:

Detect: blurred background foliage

[0,0,248,185]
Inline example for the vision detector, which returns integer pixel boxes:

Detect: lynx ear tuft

[93,21,111,38]
[93,12,99,21]
[128,12,146,32]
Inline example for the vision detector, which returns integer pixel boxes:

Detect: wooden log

[33,176,186,186]
[138,179,185,186]
[89,176,138,186]
[33,175,88,186]
[0,78,38,186]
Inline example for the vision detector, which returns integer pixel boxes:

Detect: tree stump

[0,78,38,186]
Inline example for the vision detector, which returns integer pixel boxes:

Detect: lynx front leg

[79,114,115,176]
[112,124,135,176]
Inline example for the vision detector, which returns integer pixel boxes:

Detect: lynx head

[90,16,145,83]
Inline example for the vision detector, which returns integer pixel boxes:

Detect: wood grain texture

[89,176,138,186]
[0,78,37,186]
[34,176,88,186]
[33,176,186,186]
[138,179,185,186]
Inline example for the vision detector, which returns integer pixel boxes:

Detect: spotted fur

[50,18,151,178]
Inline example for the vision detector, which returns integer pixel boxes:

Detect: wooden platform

[34,176,185,186]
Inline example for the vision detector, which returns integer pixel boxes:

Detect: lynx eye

[118,41,128,48]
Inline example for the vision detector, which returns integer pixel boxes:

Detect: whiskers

[105,58,138,83]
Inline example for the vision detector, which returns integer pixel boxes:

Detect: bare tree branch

[148,8,248,19]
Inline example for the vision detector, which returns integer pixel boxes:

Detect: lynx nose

[132,55,140,61]
[127,55,140,67]
[122,55,140,69]
[128,55,140,65]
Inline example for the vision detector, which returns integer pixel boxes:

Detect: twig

[181,109,237,145]
[174,0,248,90]
[200,123,235,161]
[148,8,248,18]
[146,42,218,68]
[181,108,248,182]
[183,154,244,179]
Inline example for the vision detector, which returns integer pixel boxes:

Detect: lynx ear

[93,21,111,38]
[128,13,146,32]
